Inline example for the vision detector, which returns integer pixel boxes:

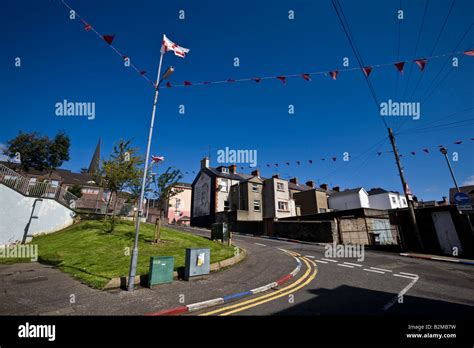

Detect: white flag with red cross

[161,35,190,58]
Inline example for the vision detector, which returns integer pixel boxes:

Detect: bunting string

[59,1,474,92]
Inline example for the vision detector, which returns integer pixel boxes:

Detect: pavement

[0,226,473,316]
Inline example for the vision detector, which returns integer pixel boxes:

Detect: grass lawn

[0,220,235,289]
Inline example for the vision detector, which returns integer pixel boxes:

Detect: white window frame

[252,183,259,192]
[253,200,261,211]
[278,201,288,211]
[277,182,285,191]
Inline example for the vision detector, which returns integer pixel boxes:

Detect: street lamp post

[127,54,174,291]
[440,147,460,193]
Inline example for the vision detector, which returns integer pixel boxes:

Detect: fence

[0,164,79,209]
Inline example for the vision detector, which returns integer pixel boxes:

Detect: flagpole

[127,50,165,291]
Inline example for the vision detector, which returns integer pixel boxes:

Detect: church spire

[88,138,101,174]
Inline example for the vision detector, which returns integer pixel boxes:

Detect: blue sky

[1,0,473,200]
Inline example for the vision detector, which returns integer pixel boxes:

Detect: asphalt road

[0,225,472,316]
[178,227,474,316]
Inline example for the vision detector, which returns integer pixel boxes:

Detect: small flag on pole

[394,62,405,74]
[151,155,164,163]
[161,34,190,58]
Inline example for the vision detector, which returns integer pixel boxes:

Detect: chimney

[442,196,448,205]
[229,164,237,174]
[289,177,298,184]
[251,169,260,177]
[320,183,328,190]
[200,157,209,169]
[272,174,280,179]
[306,180,314,188]
[332,186,340,192]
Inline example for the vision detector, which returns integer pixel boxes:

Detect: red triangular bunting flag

[332,157,337,162]
[253,78,261,83]
[329,71,338,80]
[362,67,372,77]
[296,161,301,165]
[394,62,405,74]
[122,55,128,61]
[275,164,279,167]
[423,149,429,153]
[166,82,171,88]
[308,160,313,164]
[454,140,462,144]
[103,35,115,45]
[277,76,286,85]
[184,81,192,86]
[463,50,474,56]
[302,73,311,81]
[203,81,211,85]
[84,24,91,31]
[286,162,290,166]
[400,154,404,157]
[321,158,326,161]
[377,152,382,156]
[411,151,416,156]
[266,164,270,167]
[227,79,235,83]
[140,71,146,75]
[415,59,427,71]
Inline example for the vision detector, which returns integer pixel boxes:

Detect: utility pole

[440,147,460,192]
[388,128,424,251]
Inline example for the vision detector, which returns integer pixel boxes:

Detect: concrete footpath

[0,236,296,315]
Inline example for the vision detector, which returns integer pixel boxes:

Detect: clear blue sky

[1,0,473,200]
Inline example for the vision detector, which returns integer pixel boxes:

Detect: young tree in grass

[100,139,143,224]
[151,167,183,243]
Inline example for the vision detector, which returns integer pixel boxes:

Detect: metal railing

[0,164,79,209]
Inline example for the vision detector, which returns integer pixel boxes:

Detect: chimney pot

[305,180,315,188]
[251,169,260,177]
[289,177,298,184]
[333,186,340,192]
[201,157,209,169]
[229,164,237,174]
[320,183,328,190]
[272,174,280,179]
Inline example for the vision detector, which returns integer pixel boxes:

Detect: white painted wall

[329,189,370,210]
[0,184,75,245]
[369,192,408,210]
[216,177,240,212]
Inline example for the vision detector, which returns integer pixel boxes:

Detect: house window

[220,179,228,192]
[401,198,406,205]
[82,188,99,195]
[224,200,230,211]
[252,183,259,192]
[51,180,59,188]
[176,198,182,209]
[391,196,397,204]
[278,201,288,211]
[277,182,285,191]
[222,167,229,174]
[319,208,327,213]
[253,200,261,211]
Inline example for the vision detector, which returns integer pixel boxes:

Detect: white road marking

[393,273,417,280]
[399,272,418,277]
[343,262,363,267]
[321,258,338,263]
[363,268,385,274]
[314,260,328,264]
[254,243,267,247]
[370,267,393,272]
[305,255,315,259]
[337,264,354,268]
[384,274,419,311]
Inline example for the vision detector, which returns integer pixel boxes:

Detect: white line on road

[314,260,328,264]
[254,243,267,247]
[393,274,418,280]
[370,267,393,272]
[337,264,354,268]
[343,262,363,267]
[363,268,385,274]
[384,274,419,311]
[305,255,315,259]
[399,272,418,277]
[321,258,338,263]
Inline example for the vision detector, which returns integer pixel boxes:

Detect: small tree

[151,167,183,243]
[4,132,49,173]
[68,184,83,198]
[100,139,143,227]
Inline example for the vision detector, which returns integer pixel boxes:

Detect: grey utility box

[184,248,210,280]
[211,222,229,243]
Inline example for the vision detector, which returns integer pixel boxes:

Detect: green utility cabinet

[211,222,229,243]
[148,256,174,288]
